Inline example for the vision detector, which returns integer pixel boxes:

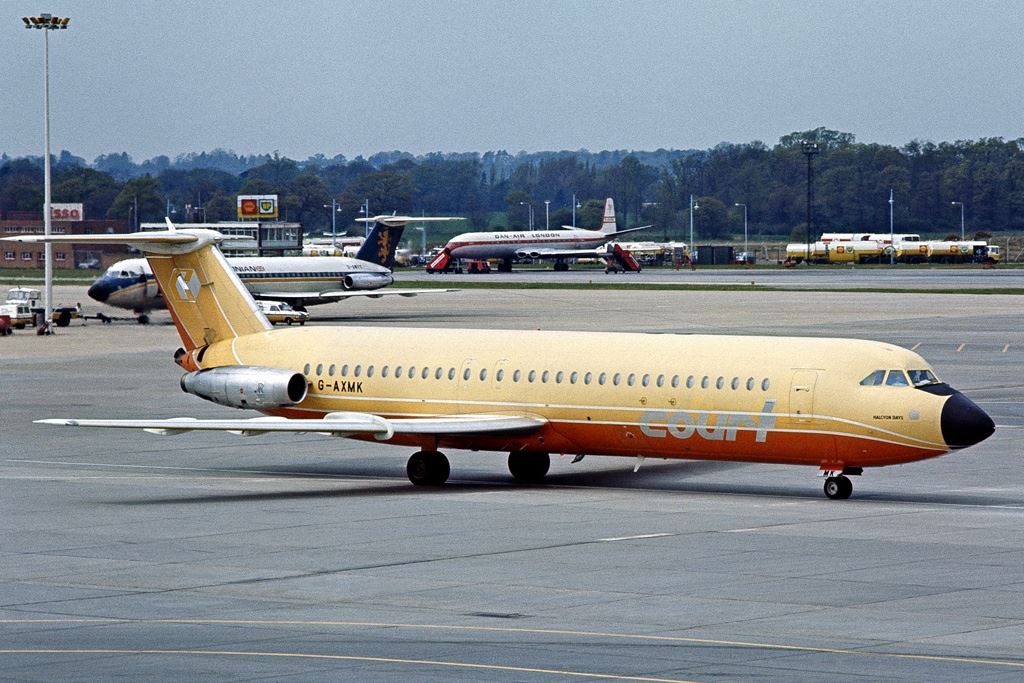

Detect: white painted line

[598,533,674,542]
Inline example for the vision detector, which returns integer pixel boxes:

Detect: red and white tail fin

[599,198,617,234]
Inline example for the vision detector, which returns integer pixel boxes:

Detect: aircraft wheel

[508,451,550,483]
[137,314,150,325]
[824,475,853,500]
[407,450,450,486]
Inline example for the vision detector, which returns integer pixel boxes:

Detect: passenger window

[672,375,681,388]
[761,378,770,391]
[421,367,429,379]
[656,374,665,388]
[448,367,456,380]
[731,377,739,390]
[367,366,374,378]
[569,371,577,384]
[341,364,349,377]
[328,364,336,376]
[395,366,403,378]
[480,368,488,381]
[354,365,361,378]
[496,369,504,382]
[542,370,550,383]
[555,371,564,383]
[613,373,621,386]
[599,372,607,385]
[627,373,636,387]
[304,363,311,375]
[381,366,389,378]
[716,376,724,390]
[316,363,323,375]
[435,367,443,379]
[886,370,909,387]
[860,370,885,386]
[746,377,755,391]
[514,369,522,382]
[463,368,471,380]
[701,376,709,389]
[408,366,416,379]
[686,375,694,389]
[584,371,592,385]
[642,374,650,387]
[528,370,537,383]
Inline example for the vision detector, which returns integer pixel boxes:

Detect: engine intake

[180,366,308,409]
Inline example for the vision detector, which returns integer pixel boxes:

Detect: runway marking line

[0,648,695,683]
[2,619,1024,671]
[598,533,674,542]
[956,343,966,352]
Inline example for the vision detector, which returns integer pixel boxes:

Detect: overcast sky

[3,1,1021,163]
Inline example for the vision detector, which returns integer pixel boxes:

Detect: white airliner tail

[599,198,617,234]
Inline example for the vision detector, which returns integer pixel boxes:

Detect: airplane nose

[87,280,110,303]
[941,391,995,449]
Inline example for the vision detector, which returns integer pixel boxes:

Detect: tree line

[2,128,1022,244]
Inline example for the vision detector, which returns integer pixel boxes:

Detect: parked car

[255,300,308,326]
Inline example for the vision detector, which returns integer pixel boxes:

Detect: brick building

[0,210,132,270]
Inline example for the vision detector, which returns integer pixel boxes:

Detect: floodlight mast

[23,13,71,330]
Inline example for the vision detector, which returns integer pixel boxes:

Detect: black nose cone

[87,281,109,303]
[941,391,995,449]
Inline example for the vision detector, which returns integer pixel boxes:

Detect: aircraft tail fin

[354,215,466,268]
[599,198,617,234]
[355,220,404,267]
[3,225,270,351]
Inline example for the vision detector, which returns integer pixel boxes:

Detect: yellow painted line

[910,342,921,351]
[0,649,696,682]
[2,619,1023,670]
[956,343,966,352]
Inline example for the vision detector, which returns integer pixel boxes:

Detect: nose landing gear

[823,475,853,500]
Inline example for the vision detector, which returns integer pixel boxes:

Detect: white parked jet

[427,198,649,272]
[88,215,459,322]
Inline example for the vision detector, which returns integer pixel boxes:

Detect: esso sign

[51,203,83,221]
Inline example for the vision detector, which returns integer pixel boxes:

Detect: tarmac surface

[2,271,1023,681]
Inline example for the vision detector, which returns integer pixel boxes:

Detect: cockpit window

[859,370,885,386]
[885,370,909,387]
[908,369,940,387]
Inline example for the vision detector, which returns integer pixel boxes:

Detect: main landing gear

[823,475,853,500]
[404,450,552,486]
[406,450,450,486]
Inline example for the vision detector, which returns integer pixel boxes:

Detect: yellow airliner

[5,223,994,499]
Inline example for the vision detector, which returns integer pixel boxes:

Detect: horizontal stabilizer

[356,215,465,226]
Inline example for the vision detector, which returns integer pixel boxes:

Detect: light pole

[802,141,820,264]
[951,201,965,240]
[544,200,550,229]
[688,194,700,258]
[572,193,580,227]
[361,198,370,237]
[323,199,342,248]
[23,13,70,329]
[518,201,534,230]
[413,226,426,257]
[888,189,894,265]
[734,202,747,259]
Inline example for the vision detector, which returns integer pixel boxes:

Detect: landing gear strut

[508,451,550,483]
[407,450,450,486]
[823,475,853,500]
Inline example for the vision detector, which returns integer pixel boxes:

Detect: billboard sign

[237,194,279,220]
[51,203,83,221]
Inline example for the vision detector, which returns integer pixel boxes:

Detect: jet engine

[342,272,393,290]
[180,366,308,409]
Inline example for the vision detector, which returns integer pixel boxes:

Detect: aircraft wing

[256,289,457,302]
[36,412,544,439]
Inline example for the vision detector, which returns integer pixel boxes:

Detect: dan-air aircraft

[427,197,648,272]
[5,221,994,499]
[88,215,459,322]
